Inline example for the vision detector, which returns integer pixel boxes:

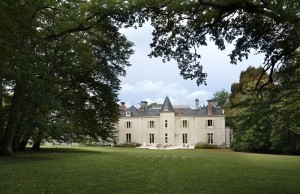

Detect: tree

[211,89,229,108]
[227,65,300,153]
[147,103,162,109]
[0,0,135,155]
[130,0,300,86]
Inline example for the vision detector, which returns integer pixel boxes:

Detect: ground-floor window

[126,133,131,144]
[182,133,188,144]
[207,133,213,144]
[149,133,154,143]
[165,133,168,143]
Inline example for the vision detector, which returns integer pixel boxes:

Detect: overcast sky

[118,24,264,108]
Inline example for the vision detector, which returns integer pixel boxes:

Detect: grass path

[0,147,300,193]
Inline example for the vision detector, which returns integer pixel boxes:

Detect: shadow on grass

[0,147,104,163]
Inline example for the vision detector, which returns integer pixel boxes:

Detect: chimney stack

[207,100,213,115]
[195,98,199,109]
[120,102,126,111]
[140,100,148,111]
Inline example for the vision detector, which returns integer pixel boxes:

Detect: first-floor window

[182,120,189,128]
[207,119,213,127]
[126,133,131,144]
[165,133,168,143]
[149,133,154,143]
[147,121,156,128]
[182,133,188,144]
[125,121,132,128]
[207,133,213,144]
[165,120,168,128]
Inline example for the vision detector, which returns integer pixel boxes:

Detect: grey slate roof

[160,96,175,112]
[120,97,224,117]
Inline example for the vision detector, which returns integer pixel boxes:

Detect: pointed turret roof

[160,96,175,112]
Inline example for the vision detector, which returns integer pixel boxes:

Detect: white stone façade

[117,97,232,147]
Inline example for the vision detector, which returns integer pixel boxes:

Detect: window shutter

[147,121,149,128]
[187,120,189,128]
[213,120,215,127]
[124,122,126,128]
[154,121,156,128]
[180,120,183,128]
[205,120,207,128]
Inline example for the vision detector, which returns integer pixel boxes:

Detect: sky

[118,24,264,108]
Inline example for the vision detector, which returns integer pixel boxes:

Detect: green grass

[0,147,300,194]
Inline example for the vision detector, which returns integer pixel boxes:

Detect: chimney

[178,108,183,116]
[207,100,213,115]
[120,102,126,111]
[195,98,199,109]
[140,100,148,111]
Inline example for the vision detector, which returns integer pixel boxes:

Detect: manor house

[117,97,232,147]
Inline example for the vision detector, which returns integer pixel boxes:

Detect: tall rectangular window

[165,120,168,128]
[125,121,132,128]
[182,133,188,144]
[207,133,213,144]
[165,133,168,143]
[207,119,213,127]
[126,133,131,144]
[182,120,189,128]
[147,121,155,128]
[149,133,154,143]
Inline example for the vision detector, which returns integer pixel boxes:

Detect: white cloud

[118,23,264,109]
[119,80,212,108]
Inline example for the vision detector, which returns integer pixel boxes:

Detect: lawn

[0,147,300,194]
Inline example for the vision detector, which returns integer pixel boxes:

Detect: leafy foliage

[212,89,229,108]
[129,0,300,86]
[0,0,135,155]
[227,65,300,154]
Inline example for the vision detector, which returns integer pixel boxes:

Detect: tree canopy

[129,0,300,86]
[226,65,300,153]
[212,89,229,108]
[0,0,135,155]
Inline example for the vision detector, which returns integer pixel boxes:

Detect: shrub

[115,142,141,148]
[195,143,219,149]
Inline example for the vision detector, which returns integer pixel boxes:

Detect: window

[126,133,131,144]
[125,121,132,128]
[182,133,188,144]
[149,133,154,143]
[147,121,156,128]
[165,120,168,128]
[207,119,213,127]
[126,111,131,117]
[207,133,213,144]
[164,106,168,111]
[165,133,168,143]
[182,120,189,128]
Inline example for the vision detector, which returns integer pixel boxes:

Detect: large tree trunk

[0,82,24,155]
[18,132,32,152]
[32,129,44,152]
[0,79,3,144]
[12,117,25,152]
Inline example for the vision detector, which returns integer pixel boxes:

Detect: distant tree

[227,64,300,153]
[147,103,162,109]
[212,89,229,108]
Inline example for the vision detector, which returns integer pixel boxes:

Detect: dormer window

[126,111,131,117]
[164,106,168,111]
